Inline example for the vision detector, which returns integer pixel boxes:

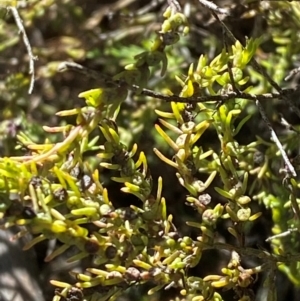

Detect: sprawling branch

[57,61,297,104]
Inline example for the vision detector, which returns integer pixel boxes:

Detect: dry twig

[8,6,37,94]
[198,0,230,15]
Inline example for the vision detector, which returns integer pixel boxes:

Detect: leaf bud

[107,271,122,279]
[237,196,251,205]
[100,204,112,216]
[182,236,193,246]
[163,7,172,18]
[166,238,176,248]
[237,208,251,221]
[161,20,172,32]
[202,209,218,226]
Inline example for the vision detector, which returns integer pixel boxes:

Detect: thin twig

[222,28,238,93]
[8,6,37,94]
[134,0,165,16]
[167,0,181,12]
[57,61,114,85]
[256,100,296,177]
[266,228,298,242]
[288,183,300,219]
[285,66,300,81]
[198,0,230,15]
[139,88,289,103]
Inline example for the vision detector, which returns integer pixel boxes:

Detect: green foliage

[1,1,300,301]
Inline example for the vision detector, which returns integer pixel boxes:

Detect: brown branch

[57,61,296,104]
